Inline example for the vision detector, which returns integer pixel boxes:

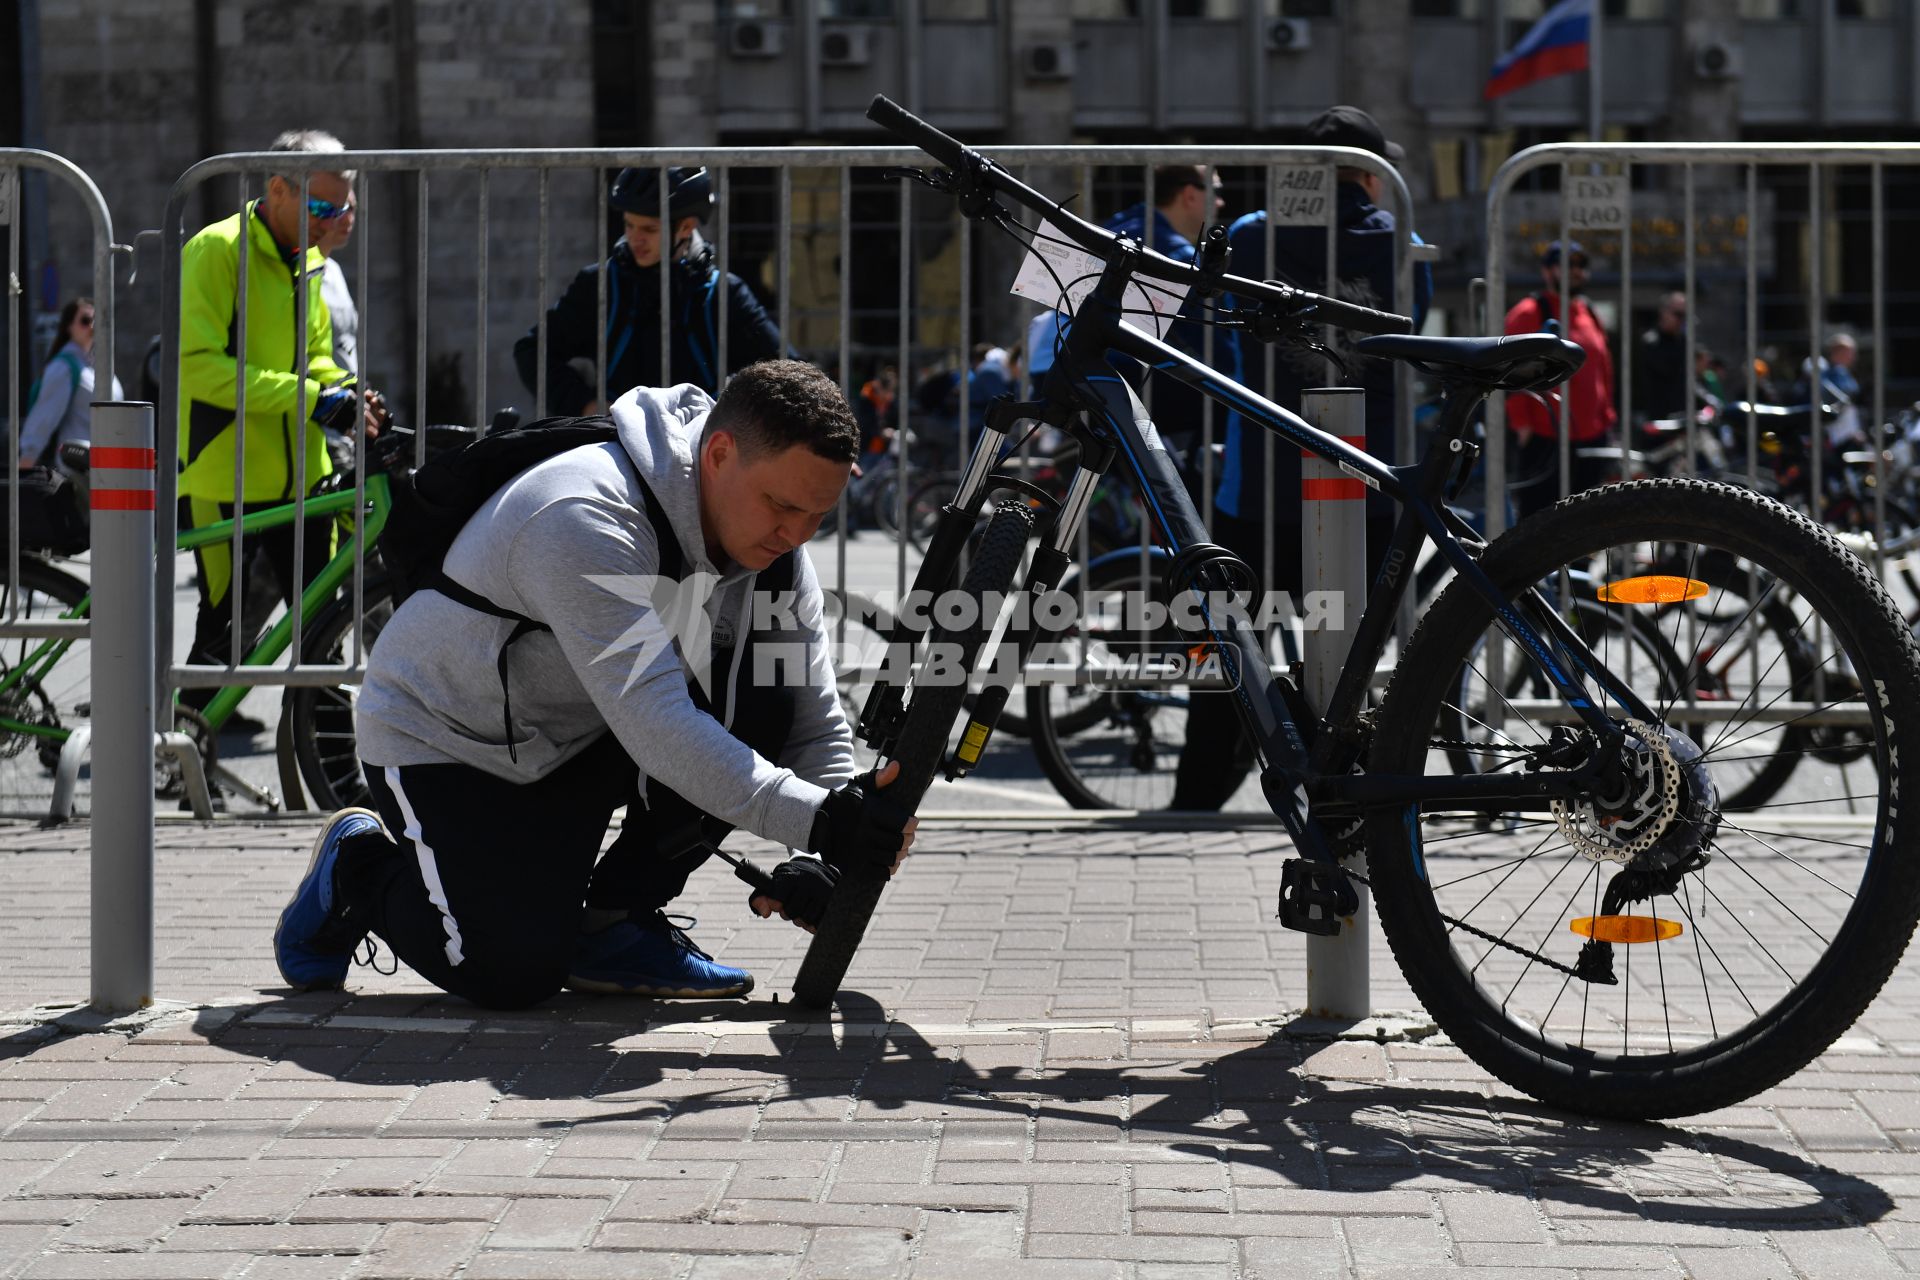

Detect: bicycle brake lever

[880,166,950,189]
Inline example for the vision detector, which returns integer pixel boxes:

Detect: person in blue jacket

[1171,106,1433,811]
[514,167,784,413]
[1098,165,1243,455]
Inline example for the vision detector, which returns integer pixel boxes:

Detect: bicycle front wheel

[793,500,1035,1007]
[0,558,90,808]
[1367,479,1920,1119]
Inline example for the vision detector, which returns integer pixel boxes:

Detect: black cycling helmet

[609,166,714,223]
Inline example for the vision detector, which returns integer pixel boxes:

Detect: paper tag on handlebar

[1011,237,1191,340]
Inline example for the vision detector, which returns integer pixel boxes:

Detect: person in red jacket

[1504,240,1616,521]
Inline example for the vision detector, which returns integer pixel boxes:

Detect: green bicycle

[0,428,458,816]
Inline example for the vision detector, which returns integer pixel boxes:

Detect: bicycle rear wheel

[1367,479,1920,1119]
[792,501,1035,1007]
[285,578,399,811]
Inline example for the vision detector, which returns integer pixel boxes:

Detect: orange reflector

[1596,575,1709,605]
[1570,915,1684,944]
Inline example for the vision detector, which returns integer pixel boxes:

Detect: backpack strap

[429,465,693,761]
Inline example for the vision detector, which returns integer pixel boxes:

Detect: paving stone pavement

[1,815,1918,1278]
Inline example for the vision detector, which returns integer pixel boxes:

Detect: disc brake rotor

[1553,718,1681,864]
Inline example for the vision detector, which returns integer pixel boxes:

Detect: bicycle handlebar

[865,94,1414,338]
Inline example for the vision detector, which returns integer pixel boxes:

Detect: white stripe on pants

[385,766,467,967]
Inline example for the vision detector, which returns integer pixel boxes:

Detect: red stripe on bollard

[91,489,156,511]
[90,447,157,470]
[1301,478,1366,501]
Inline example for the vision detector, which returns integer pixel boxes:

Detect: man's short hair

[1152,165,1207,209]
[709,360,859,464]
[269,129,355,185]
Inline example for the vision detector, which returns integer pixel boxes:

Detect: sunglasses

[303,195,352,221]
[76,315,94,328]
[275,177,352,221]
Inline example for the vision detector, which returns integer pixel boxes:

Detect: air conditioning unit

[821,26,873,68]
[1024,41,1075,82]
[1266,17,1311,53]
[728,20,785,59]
[1692,39,1741,80]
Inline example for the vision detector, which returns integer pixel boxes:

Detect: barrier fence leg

[1301,388,1370,1021]
[89,402,157,1014]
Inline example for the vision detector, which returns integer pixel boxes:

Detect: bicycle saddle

[1353,333,1584,393]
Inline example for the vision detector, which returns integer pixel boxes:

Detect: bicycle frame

[0,474,391,747]
[867,258,1657,864]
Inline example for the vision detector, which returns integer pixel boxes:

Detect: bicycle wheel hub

[1554,719,1718,866]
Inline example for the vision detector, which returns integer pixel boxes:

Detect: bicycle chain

[1342,868,1589,983]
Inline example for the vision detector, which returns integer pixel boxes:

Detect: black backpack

[383,414,624,607]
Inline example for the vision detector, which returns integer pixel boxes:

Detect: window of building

[719,0,792,16]
[1837,0,1894,18]
[1174,0,1247,17]
[1739,0,1802,17]
[1261,0,1337,15]
[1412,1,1483,15]
[591,0,650,148]
[1074,1,1140,18]
[823,0,896,16]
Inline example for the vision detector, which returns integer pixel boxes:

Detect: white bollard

[88,402,157,1013]
[1301,388,1370,1020]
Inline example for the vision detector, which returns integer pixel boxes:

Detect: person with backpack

[1504,239,1617,522]
[512,166,785,413]
[18,297,120,473]
[274,360,917,1008]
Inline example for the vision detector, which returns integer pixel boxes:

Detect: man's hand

[748,857,839,933]
[362,388,391,440]
[808,760,918,878]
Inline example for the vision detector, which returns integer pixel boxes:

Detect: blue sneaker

[275,807,384,991]
[566,912,754,998]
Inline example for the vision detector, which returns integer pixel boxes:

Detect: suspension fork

[948,435,1117,779]
[854,394,1074,754]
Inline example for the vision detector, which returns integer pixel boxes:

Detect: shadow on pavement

[190,989,1889,1230]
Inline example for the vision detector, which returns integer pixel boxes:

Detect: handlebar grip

[867,94,968,172]
[1306,295,1415,336]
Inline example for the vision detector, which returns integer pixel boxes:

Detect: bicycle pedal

[1277,857,1358,937]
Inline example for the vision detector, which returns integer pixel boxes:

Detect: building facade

[6,0,1918,419]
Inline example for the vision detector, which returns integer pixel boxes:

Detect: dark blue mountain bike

[792,96,1920,1121]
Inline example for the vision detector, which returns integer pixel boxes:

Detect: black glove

[753,857,839,928]
[312,385,359,434]
[809,768,913,876]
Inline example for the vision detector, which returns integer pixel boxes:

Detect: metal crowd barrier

[1484,141,1920,556]
[1,149,114,638]
[156,144,1423,728]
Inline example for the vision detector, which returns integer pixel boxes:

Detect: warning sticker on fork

[1011,235,1191,341]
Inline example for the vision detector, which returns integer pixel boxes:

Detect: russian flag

[1485,0,1592,100]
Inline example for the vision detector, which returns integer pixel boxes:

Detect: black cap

[1305,105,1405,164]
[1540,239,1587,267]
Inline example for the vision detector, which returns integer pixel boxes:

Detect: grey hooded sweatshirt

[354,383,856,853]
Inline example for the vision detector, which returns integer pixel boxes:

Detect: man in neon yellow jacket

[177,135,376,720]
